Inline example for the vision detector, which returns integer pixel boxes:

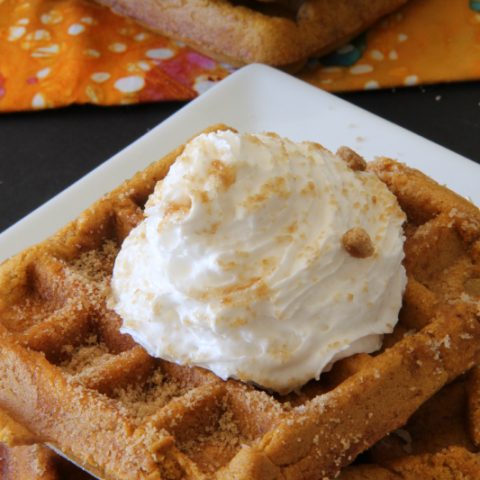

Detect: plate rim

[1,63,479,262]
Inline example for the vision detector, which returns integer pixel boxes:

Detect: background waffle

[93,0,409,68]
[0,126,480,479]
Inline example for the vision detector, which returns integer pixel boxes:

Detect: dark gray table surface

[0,79,479,235]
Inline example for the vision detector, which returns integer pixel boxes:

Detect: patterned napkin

[301,0,480,91]
[0,0,479,111]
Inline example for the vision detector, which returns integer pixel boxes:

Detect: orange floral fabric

[302,0,480,92]
[0,0,230,111]
[0,0,479,111]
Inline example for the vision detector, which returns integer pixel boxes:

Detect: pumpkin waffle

[1,126,480,480]
[93,0,409,68]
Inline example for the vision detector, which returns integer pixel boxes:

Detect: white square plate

[1,64,479,262]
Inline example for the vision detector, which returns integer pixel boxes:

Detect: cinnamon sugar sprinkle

[111,368,189,422]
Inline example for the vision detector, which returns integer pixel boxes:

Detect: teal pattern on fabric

[320,34,367,67]
[471,0,480,11]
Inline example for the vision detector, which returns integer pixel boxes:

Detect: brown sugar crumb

[112,368,189,422]
[179,400,249,473]
[342,227,374,258]
[181,409,241,455]
[336,146,367,172]
[242,176,290,211]
[199,190,210,203]
[301,181,316,196]
[208,160,236,190]
[60,336,113,375]
[69,240,118,288]
[164,198,192,220]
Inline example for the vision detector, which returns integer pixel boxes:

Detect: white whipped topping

[110,130,407,393]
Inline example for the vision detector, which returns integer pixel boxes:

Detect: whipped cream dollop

[110,130,407,393]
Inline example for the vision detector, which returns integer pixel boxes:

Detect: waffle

[93,0,409,69]
[1,126,480,480]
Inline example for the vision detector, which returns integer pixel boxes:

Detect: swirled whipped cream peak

[109,129,407,393]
